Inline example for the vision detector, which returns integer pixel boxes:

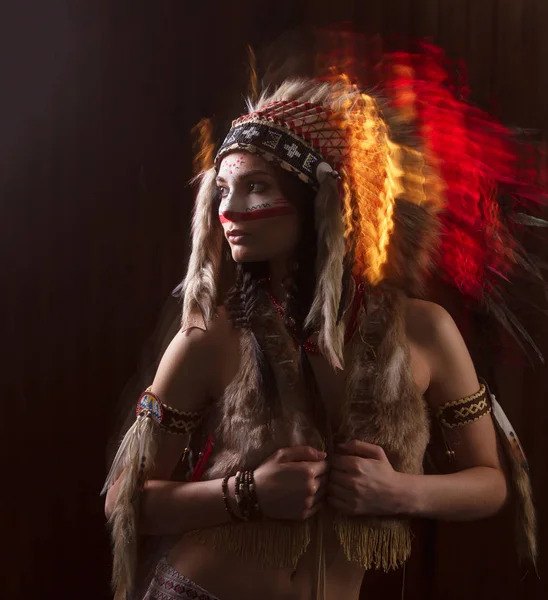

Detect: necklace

[265,278,364,355]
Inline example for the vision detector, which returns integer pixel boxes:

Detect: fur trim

[180,167,222,329]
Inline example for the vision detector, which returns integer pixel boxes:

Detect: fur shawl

[187,284,430,571]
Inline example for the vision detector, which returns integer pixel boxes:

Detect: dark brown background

[3,1,547,598]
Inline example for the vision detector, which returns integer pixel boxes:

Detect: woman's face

[216,152,301,263]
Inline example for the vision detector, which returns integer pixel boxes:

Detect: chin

[230,247,261,262]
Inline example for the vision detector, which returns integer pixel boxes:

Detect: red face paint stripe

[219,206,295,223]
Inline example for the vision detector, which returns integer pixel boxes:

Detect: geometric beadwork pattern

[136,387,206,436]
[437,384,492,429]
[136,391,163,422]
[215,100,349,189]
[216,120,325,189]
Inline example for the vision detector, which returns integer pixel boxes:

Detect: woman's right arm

[104,323,232,535]
[104,318,328,535]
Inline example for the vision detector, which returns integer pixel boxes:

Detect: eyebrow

[215,169,274,183]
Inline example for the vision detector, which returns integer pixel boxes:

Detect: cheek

[246,216,301,260]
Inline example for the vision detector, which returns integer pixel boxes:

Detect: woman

[103,71,538,600]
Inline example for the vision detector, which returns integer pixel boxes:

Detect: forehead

[217,151,272,175]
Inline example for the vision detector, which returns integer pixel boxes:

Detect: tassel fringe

[334,517,411,571]
[186,521,311,569]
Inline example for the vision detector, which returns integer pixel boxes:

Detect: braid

[225,261,278,423]
[225,262,266,329]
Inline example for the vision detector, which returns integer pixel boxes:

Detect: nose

[218,187,247,224]
[219,210,247,224]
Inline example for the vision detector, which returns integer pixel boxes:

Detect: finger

[329,469,354,490]
[327,481,354,502]
[302,460,329,478]
[338,440,386,460]
[305,501,325,518]
[316,473,329,490]
[312,487,327,506]
[276,446,327,463]
[326,495,351,514]
[331,454,357,472]
[313,475,329,501]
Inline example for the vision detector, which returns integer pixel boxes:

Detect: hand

[327,440,406,517]
[254,446,328,520]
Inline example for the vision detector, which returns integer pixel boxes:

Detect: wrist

[227,476,239,515]
[221,476,242,521]
[394,472,423,516]
[221,473,262,522]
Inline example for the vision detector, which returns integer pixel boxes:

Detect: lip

[226,229,250,242]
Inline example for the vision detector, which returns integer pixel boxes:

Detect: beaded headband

[215,100,347,189]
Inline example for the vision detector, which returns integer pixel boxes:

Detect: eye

[216,185,229,198]
[249,181,268,193]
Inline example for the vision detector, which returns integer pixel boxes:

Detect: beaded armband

[137,387,205,436]
[437,384,491,429]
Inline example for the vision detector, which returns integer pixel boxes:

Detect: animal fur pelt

[185,284,429,570]
[334,284,430,568]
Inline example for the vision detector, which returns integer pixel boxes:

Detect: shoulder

[402,297,479,407]
[402,297,456,347]
[151,306,238,411]
[404,298,481,410]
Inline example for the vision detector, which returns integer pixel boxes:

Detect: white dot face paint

[215,152,301,263]
[217,154,295,223]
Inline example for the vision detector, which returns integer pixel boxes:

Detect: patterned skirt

[143,558,220,600]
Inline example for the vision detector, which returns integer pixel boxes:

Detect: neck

[268,257,290,302]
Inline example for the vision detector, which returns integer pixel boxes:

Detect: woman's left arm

[406,301,509,519]
[328,301,508,521]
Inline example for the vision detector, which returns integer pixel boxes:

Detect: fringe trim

[185,521,311,569]
[492,400,538,567]
[333,517,411,571]
[103,415,159,600]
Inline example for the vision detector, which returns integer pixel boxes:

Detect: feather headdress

[182,43,548,368]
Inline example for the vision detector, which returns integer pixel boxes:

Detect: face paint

[219,198,295,223]
[215,152,302,263]
[216,154,295,224]
[222,155,246,175]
